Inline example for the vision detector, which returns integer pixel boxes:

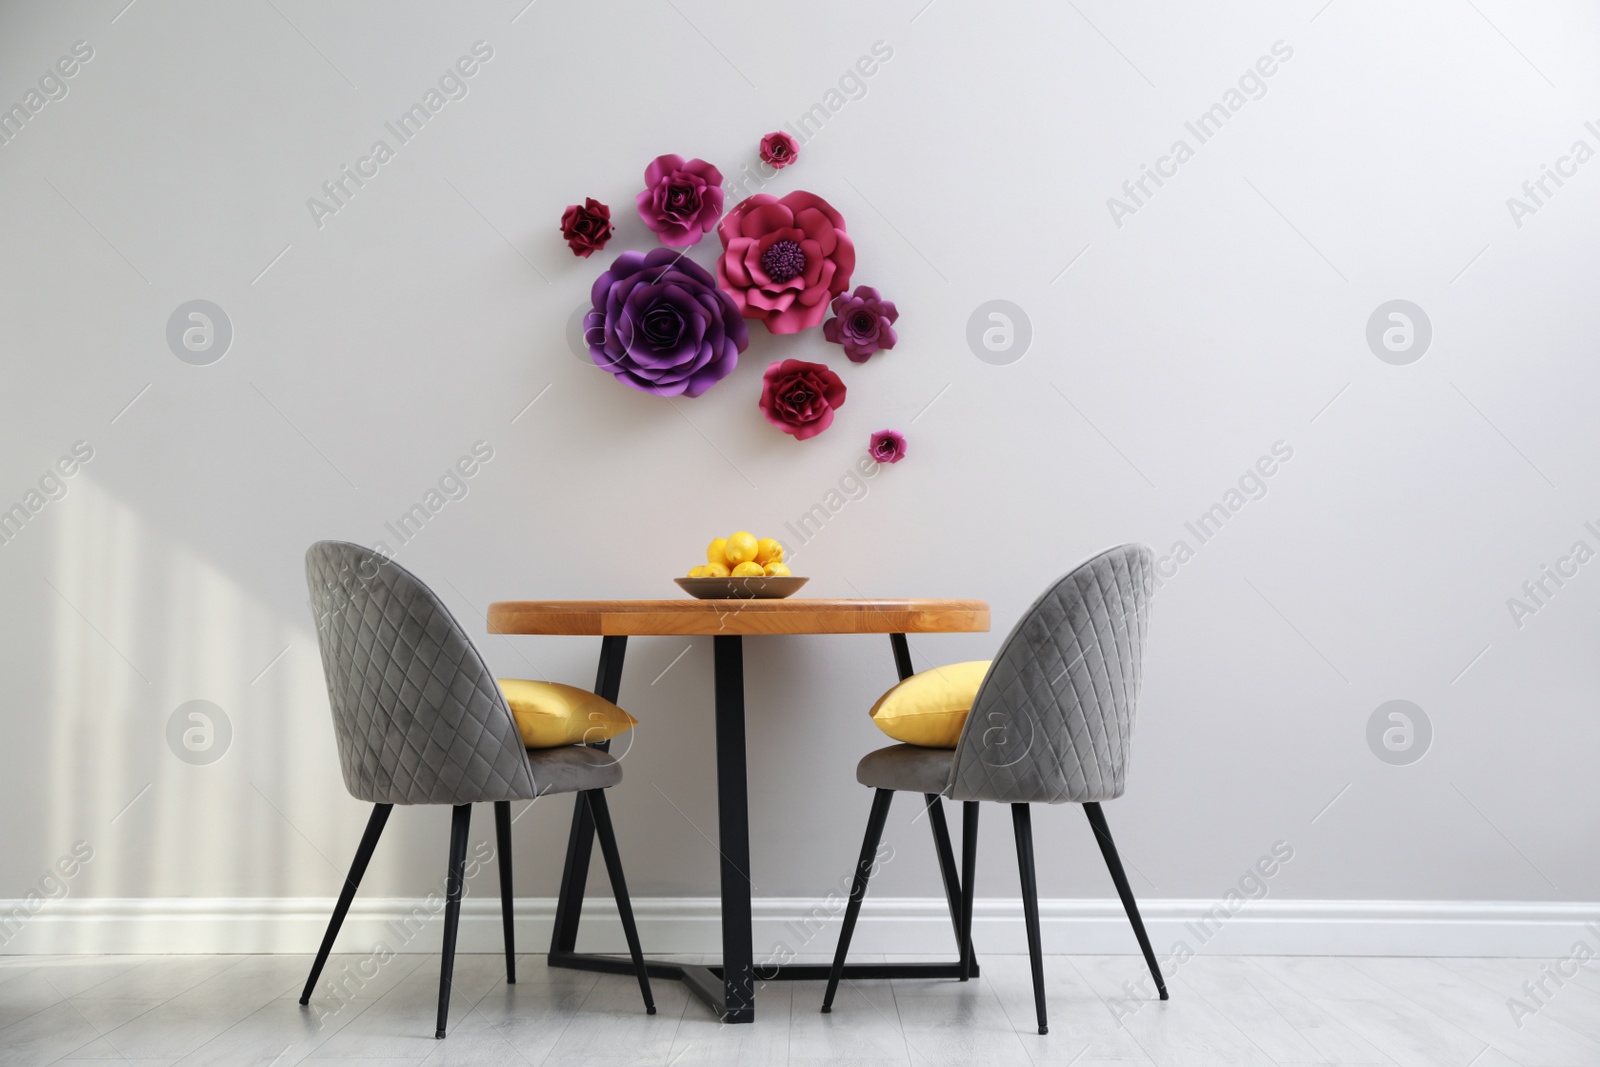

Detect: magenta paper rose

[759,131,799,170]
[716,191,856,335]
[584,248,748,397]
[759,359,846,440]
[635,154,724,247]
[823,286,898,363]
[869,429,907,464]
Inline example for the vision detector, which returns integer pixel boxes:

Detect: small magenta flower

[759,131,799,170]
[869,430,907,464]
[823,286,898,363]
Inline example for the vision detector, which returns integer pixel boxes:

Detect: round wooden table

[487,598,990,1023]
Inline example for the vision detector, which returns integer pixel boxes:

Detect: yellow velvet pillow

[496,679,638,749]
[868,661,991,748]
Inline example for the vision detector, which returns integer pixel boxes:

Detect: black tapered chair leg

[494,800,516,985]
[1012,803,1048,1035]
[1084,801,1167,1000]
[960,801,978,981]
[435,804,472,1039]
[821,788,895,1012]
[585,789,656,1015]
[300,803,391,1005]
[923,794,976,977]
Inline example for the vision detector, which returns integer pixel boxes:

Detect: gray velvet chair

[822,544,1166,1034]
[297,541,653,1038]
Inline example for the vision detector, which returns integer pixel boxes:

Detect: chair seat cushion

[497,679,638,749]
[525,744,623,795]
[869,661,991,748]
[856,743,956,795]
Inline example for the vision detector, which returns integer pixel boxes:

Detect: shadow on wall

[28,474,394,933]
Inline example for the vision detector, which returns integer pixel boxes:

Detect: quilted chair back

[304,541,538,805]
[948,544,1154,805]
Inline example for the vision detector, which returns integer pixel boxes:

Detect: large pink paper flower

[716,191,856,335]
[636,154,725,247]
[759,359,846,440]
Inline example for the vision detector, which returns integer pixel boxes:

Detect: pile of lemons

[688,531,792,578]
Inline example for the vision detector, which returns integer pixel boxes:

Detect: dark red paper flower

[759,359,846,440]
[560,198,613,258]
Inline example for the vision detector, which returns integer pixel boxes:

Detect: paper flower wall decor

[636,154,725,247]
[823,286,898,362]
[566,141,903,443]
[559,198,613,257]
[584,249,748,397]
[759,131,799,170]
[869,429,907,464]
[716,191,855,334]
[759,359,846,440]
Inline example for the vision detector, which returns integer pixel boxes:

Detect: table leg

[713,634,755,1023]
[548,635,627,956]
[547,630,971,1015]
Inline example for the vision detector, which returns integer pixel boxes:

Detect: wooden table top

[487,598,990,636]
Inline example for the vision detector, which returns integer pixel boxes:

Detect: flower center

[640,302,685,348]
[850,311,875,334]
[666,183,699,214]
[761,240,807,283]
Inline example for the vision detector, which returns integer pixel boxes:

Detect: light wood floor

[2,952,1598,1066]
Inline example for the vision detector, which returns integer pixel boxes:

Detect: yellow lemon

[755,538,784,565]
[707,538,729,566]
[763,562,791,577]
[704,561,730,577]
[688,565,710,578]
[731,561,765,577]
[724,531,758,565]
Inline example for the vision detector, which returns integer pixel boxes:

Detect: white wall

[2,0,1597,953]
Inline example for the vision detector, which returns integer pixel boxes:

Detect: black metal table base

[548,951,979,1021]
[547,631,973,1023]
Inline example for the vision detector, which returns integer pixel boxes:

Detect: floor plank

[4,953,1598,1067]
[1248,957,1499,1067]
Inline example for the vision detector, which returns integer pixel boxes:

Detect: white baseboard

[2,897,1596,957]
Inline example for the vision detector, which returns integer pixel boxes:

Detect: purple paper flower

[584,248,749,397]
[823,286,898,363]
[636,154,725,247]
[869,430,907,464]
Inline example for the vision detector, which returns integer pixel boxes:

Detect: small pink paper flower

[760,131,799,170]
[760,359,846,440]
[636,154,725,247]
[559,198,613,258]
[823,286,898,362]
[869,430,907,464]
